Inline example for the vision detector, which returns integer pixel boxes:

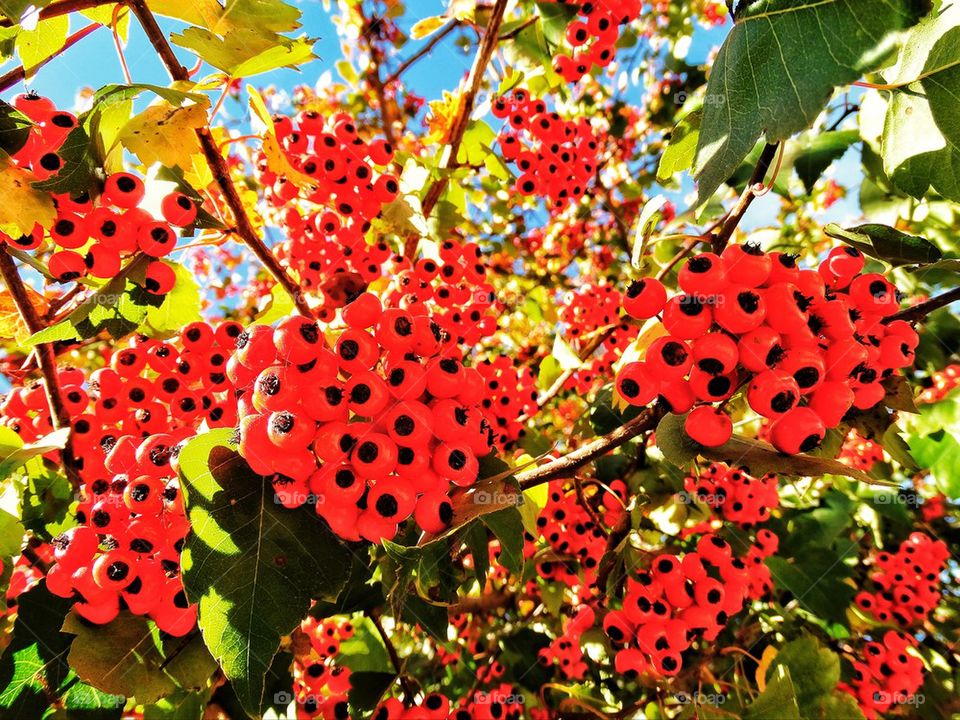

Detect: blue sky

[3,3,863,230]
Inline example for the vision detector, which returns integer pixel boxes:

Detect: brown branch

[515,406,664,490]
[449,591,514,615]
[404,0,509,258]
[712,142,779,254]
[0,0,116,26]
[0,23,101,93]
[384,20,460,86]
[0,250,80,487]
[367,609,416,703]
[127,0,313,318]
[885,287,960,324]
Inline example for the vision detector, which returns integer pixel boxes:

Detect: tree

[0,0,956,718]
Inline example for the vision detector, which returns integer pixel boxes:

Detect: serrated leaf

[658,108,701,183]
[823,223,942,266]
[694,0,927,206]
[793,130,860,194]
[118,101,208,170]
[0,155,56,237]
[62,612,216,705]
[881,3,960,201]
[32,124,98,195]
[0,101,33,156]
[178,429,352,716]
[766,550,856,625]
[744,665,800,720]
[15,14,68,76]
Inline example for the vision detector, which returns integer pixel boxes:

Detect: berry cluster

[526,480,627,592]
[262,110,398,311]
[854,532,947,626]
[839,631,925,720]
[918,363,960,403]
[559,282,622,343]
[45,431,195,634]
[683,463,779,527]
[231,299,496,543]
[616,244,918,454]
[4,93,196,291]
[537,606,595,680]
[1,322,241,467]
[291,616,355,718]
[474,358,538,448]
[605,533,775,678]
[494,90,600,209]
[542,0,642,83]
[838,429,884,471]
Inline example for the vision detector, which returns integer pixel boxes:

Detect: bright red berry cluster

[542,0,642,83]
[854,532,947,627]
[616,244,918,453]
[494,90,601,209]
[291,616,355,718]
[839,631,925,720]
[45,432,195,634]
[838,429,885,471]
[4,93,196,291]
[559,282,622,342]
[474,357,538,448]
[231,299,496,543]
[683,463,779,527]
[537,605,595,680]
[605,533,775,678]
[526,480,627,593]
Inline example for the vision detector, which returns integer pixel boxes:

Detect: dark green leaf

[823,223,942,266]
[32,125,98,196]
[347,671,396,714]
[793,130,859,194]
[535,1,579,49]
[483,507,524,575]
[694,0,927,205]
[766,549,856,625]
[178,429,353,717]
[0,101,33,156]
[654,411,699,467]
[744,666,800,720]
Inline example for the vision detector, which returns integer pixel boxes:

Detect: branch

[0,23,101,93]
[384,20,460,86]
[712,142,779,254]
[0,0,116,26]
[515,406,664,490]
[0,250,80,487]
[886,287,960,324]
[127,0,313,318]
[367,609,416,703]
[449,591,514,614]
[404,0,509,258]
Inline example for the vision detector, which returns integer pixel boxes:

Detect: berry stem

[712,142,779,254]
[515,406,664,490]
[886,286,960,324]
[0,249,81,487]
[127,0,314,318]
[404,0,509,258]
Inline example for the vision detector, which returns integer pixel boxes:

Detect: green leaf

[793,130,860,194]
[142,690,209,720]
[483,507,524,575]
[145,262,202,335]
[744,665,800,720]
[766,549,856,625]
[335,617,392,674]
[0,101,33,156]
[400,594,447,640]
[90,83,208,109]
[823,223,942,265]
[230,35,317,77]
[347,671,396,714]
[767,636,839,718]
[0,581,122,716]
[535,1,579,49]
[178,429,352,717]
[0,426,68,480]
[255,283,295,326]
[694,0,927,205]
[881,4,960,201]
[463,522,490,587]
[655,411,700,467]
[15,15,68,76]
[658,108,702,183]
[172,26,316,77]
[32,125,98,196]
[61,612,216,705]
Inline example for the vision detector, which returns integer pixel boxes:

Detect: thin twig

[404,0,509,258]
[367,609,416,703]
[885,287,960,324]
[127,0,313,317]
[515,406,664,490]
[384,20,460,86]
[0,0,115,26]
[712,142,779,254]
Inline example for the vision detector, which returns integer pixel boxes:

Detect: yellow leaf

[118,101,209,170]
[410,15,449,39]
[0,287,49,344]
[0,158,56,237]
[147,0,222,29]
[247,85,315,190]
[755,646,778,692]
[425,90,461,144]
